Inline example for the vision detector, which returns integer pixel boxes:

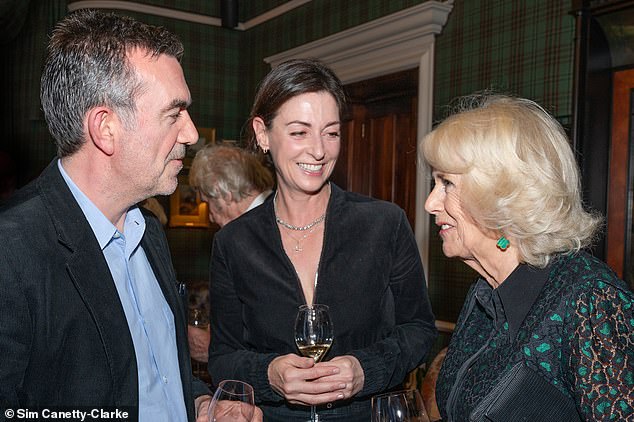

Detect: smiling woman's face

[424,171,493,262]
[255,91,341,196]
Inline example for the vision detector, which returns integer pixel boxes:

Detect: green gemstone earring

[496,236,510,251]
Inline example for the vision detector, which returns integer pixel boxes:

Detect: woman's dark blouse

[208,184,437,421]
[437,252,634,421]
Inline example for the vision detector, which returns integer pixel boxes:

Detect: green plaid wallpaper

[1,0,66,185]
[435,0,575,124]
[84,9,242,143]
[1,0,578,326]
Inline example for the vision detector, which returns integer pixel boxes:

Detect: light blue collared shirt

[58,160,187,422]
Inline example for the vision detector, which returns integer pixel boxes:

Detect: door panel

[608,68,634,285]
[369,115,395,200]
[332,69,418,228]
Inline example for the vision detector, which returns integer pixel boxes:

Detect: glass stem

[311,404,317,422]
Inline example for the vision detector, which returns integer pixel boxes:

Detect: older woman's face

[425,171,491,262]
[256,91,340,195]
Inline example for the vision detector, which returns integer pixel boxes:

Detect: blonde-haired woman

[422,94,633,421]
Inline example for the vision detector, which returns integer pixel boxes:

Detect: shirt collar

[57,159,145,251]
[247,189,272,212]
[473,263,550,338]
[496,263,550,338]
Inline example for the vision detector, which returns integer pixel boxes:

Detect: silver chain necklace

[273,185,329,231]
[276,212,325,231]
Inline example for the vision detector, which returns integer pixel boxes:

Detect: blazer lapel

[65,248,139,407]
[38,161,138,407]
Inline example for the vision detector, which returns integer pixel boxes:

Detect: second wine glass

[294,304,334,422]
[207,380,255,422]
[371,389,430,422]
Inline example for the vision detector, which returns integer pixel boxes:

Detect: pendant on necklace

[294,243,303,253]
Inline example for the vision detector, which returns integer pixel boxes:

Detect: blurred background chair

[420,347,447,422]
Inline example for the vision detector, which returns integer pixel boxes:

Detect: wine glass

[189,307,209,328]
[207,380,255,422]
[371,389,430,422]
[188,307,209,378]
[294,304,334,422]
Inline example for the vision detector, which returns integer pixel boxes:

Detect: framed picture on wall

[168,127,215,228]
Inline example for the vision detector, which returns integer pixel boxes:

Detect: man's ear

[252,117,269,151]
[86,107,116,156]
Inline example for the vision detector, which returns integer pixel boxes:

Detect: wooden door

[607,68,634,286]
[331,69,418,228]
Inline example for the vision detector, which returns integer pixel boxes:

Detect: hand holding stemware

[207,380,256,422]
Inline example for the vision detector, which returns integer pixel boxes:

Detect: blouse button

[326,403,333,409]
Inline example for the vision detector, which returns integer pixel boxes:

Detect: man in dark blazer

[0,10,220,422]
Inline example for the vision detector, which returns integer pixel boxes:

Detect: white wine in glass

[294,304,334,421]
[297,343,331,363]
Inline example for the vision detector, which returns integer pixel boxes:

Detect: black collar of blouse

[474,262,551,339]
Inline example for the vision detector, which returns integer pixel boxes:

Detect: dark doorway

[332,68,418,228]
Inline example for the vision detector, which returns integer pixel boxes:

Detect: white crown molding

[264,0,454,84]
[67,1,222,26]
[265,1,454,280]
[67,0,312,30]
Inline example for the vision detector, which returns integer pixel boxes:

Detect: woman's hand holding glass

[294,304,333,421]
[266,304,366,415]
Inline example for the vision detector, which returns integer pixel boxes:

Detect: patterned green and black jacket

[437,251,634,421]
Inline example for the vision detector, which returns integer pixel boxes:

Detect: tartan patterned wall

[2,0,578,326]
[1,0,66,186]
[435,0,575,124]
[86,9,242,143]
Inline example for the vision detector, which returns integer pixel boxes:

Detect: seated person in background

[187,144,274,362]
[421,93,634,421]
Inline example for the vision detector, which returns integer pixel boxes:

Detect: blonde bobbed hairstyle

[421,94,601,268]
[189,144,274,207]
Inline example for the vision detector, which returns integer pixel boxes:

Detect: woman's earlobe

[252,117,270,152]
